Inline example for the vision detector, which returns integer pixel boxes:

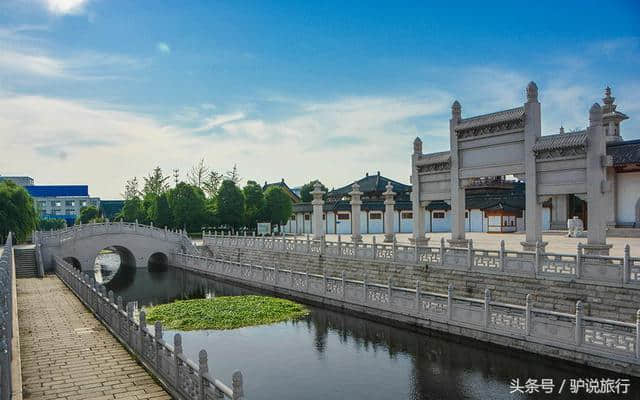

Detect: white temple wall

[368,211,384,233]
[469,210,484,232]
[326,212,336,234]
[400,211,413,233]
[616,172,640,225]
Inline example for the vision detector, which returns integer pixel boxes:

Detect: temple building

[263,179,301,204]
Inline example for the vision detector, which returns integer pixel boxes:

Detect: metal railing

[0,233,14,400]
[55,257,246,400]
[204,232,640,287]
[174,251,640,369]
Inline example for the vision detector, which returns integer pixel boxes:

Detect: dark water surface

[100,262,640,400]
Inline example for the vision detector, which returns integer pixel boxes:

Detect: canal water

[96,256,640,399]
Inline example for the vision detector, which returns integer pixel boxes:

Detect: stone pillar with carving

[383,182,396,243]
[411,137,429,245]
[583,103,613,255]
[448,100,468,247]
[521,82,547,252]
[311,182,326,240]
[349,183,363,243]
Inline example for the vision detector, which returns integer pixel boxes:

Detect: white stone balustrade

[54,257,245,400]
[0,234,15,400]
[172,250,640,373]
[203,232,640,288]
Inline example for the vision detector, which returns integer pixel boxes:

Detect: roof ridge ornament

[452,100,461,120]
[526,81,538,102]
[413,137,422,154]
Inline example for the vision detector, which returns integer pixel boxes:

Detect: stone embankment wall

[203,245,640,323]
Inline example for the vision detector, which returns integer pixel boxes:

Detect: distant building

[99,200,125,220]
[26,185,100,226]
[0,176,34,186]
[263,179,301,203]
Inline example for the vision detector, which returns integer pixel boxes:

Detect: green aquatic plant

[144,295,309,330]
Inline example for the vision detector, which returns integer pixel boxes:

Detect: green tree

[215,180,245,229]
[264,186,293,231]
[243,180,265,229]
[168,183,207,232]
[141,193,157,225]
[122,177,141,200]
[117,197,144,222]
[202,170,223,198]
[77,205,101,224]
[38,218,67,231]
[0,181,37,242]
[187,158,208,189]
[143,166,170,196]
[300,180,328,202]
[148,193,172,228]
[225,164,241,184]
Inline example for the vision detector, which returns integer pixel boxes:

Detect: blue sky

[1,0,639,198]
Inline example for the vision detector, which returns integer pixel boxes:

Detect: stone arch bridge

[34,222,198,272]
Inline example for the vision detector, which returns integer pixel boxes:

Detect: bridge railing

[0,233,14,400]
[203,232,639,288]
[54,257,245,400]
[173,251,640,370]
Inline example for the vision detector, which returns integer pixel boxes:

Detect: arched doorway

[148,252,169,271]
[63,257,81,270]
[94,246,136,284]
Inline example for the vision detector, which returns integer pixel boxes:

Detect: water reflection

[106,266,640,400]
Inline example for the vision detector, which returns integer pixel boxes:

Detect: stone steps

[15,248,38,278]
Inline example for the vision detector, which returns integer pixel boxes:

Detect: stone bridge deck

[17,277,170,400]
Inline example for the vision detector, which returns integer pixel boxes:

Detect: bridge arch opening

[148,252,169,272]
[63,257,81,270]
[95,246,136,284]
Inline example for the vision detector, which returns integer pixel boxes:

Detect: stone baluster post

[387,277,392,303]
[636,310,640,359]
[126,302,135,346]
[198,350,208,400]
[623,244,630,284]
[383,182,396,243]
[174,334,183,387]
[311,182,326,240]
[155,321,163,369]
[415,280,421,312]
[372,236,377,260]
[341,271,346,300]
[447,283,454,320]
[499,240,505,271]
[525,294,532,335]
[323,269,327,294]
[349,183,363,243]
[576,243,582,279]
[484,288,491,328]
[337,234,342,256]
[363,273,368,305]
[467,239,474,270]
[232,371,245,400]
[575,301,583,346]
[440,237,446,266]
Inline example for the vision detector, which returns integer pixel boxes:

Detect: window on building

[290,215,296,221]
[369,212,382,220]
[304,214,310,221]
[322,214,326,220]
[65,200,74,207]
[65,209,75,215]
[52,209,61,215]
[401,212,413,219]
[465,211,469,218]
[433,211,445,219]
[337,213,350,220]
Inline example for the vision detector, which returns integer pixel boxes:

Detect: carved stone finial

[603,86,614,105]
[526,81,538,102]
[174,333,183,353]
[559,126,565,134]
[199,349,208,373]
[413,136,423,154]
[232,370,245,399]
[451,100,461,119]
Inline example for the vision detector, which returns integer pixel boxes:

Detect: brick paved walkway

[17,276,171,400]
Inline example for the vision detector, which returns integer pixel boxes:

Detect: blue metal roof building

[25,185,89,197]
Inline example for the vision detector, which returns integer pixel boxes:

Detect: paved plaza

[292,232,638,257]
[17,277,170,400]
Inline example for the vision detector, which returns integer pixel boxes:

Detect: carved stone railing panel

[473,250,500,270]
[540,254,576,276]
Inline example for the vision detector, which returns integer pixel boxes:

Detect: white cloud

[43,0,89,15]
[156,42,171,54]
[194,112,246,132]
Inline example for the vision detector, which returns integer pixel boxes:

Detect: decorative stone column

[583,103,613,255]
[311,182,325,240]
[448,100,468,247]
[349,183,363,242]
[383,182,396,243]
[521,82,547,252]
[410,137,429,245]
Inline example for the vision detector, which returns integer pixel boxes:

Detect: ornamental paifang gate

[412,82,613,255]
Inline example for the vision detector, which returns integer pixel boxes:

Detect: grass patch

[145,295,309,330]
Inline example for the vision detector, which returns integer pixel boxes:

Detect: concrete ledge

[10,248,22,400]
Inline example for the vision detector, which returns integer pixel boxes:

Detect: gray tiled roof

[532,131,587,152]
[455,107,525,131]
[328,173,411,197]
[418,150,451,165]
[607,139,640,165]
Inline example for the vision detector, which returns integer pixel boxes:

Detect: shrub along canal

[99,260,640,399]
